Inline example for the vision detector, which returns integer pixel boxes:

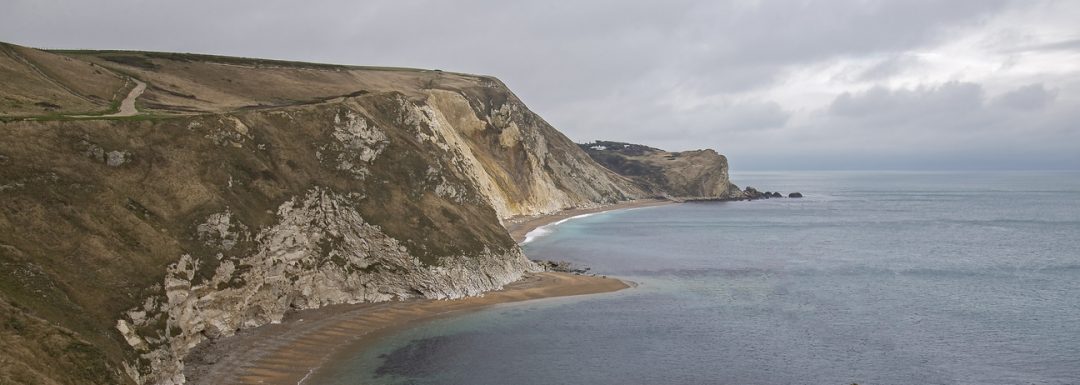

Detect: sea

[314,171,1080,385]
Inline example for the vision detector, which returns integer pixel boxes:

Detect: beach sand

[186,199,671,384]
[185,272,629,384]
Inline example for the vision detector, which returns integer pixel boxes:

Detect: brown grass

[58,49,493,115]
[0,43,127,116]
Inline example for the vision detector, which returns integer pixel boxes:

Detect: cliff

[0,43,732,385]
[580,141,744,199]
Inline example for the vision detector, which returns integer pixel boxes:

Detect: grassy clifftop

[20,47,497,116]
[0,42,132,117]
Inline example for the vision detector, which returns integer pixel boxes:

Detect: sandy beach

[184,200,674,385]
[185,272,629,384]
[505,198,674,243]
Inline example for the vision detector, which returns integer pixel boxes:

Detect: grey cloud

[1006,38,1080,53]
[991,84,1058,110]
[782,81,1080,169]
[671,0,1010,64]
[856,55,923,81]
[716,101,791,132]
[554,94,791,146]
[830,82,984,119]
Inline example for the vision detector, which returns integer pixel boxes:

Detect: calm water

[315,172,1080,385]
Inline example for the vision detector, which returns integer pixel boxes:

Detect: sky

[3,0,1079,170]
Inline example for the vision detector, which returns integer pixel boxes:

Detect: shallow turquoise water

[315,172,1080,385]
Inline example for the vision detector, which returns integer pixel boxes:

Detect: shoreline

[185,199,672,385]
[505,198,675,243]
[184,272,629,385]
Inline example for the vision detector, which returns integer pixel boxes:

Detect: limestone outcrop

[117,189,536,384]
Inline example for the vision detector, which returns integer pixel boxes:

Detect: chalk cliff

[580,141,744,199]
[0,43,733,385]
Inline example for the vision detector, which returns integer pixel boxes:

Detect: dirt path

[62,78,146,119]
[105,78,146,117]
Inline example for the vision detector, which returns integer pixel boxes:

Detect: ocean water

[315,172,1080,385]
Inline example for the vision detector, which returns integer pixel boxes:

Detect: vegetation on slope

[0,42,131,117]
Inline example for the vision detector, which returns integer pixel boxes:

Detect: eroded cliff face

[119,188,536,385]
[425,89,642,219]
[0,77,640,384]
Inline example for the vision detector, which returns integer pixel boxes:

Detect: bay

[317,171,1080,385]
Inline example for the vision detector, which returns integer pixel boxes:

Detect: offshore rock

[743,186,764,200]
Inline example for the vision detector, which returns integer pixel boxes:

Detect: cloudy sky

[3,0,1079,170]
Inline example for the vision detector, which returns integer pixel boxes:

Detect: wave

[521,213,599,244]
